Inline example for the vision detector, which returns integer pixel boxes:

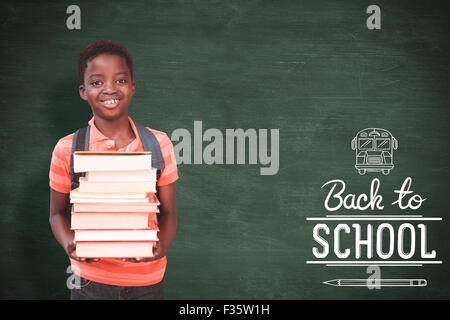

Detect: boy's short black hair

[78,40,133,85]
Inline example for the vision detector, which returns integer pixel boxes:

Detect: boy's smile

[79,53,135,121]
[100,97,121,109]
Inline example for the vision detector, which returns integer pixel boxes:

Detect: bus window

[358,138,373,150]
[376,138,390,150]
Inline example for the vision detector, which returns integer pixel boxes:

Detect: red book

[73,203,159,213]
[72,193,160,213]
[76,241,155,258]
[74,229,158,242]
[71,212,158,230]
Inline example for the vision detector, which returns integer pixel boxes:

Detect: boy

[49,40,178,300]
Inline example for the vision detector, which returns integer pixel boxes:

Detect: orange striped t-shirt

[49,116,178,286]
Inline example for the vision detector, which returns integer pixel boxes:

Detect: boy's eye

[90,80,103,86]
[116,79,127,84]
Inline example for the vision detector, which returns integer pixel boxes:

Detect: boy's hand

[66,240,101,263]
[121,241,167,263]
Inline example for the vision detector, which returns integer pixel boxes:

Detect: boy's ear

[79,84,88,101]
[131,81,136,96]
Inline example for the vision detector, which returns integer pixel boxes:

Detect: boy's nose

[102,81,118,93]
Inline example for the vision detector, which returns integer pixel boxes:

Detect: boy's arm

[154,181,177,259]
[49,188,98,263]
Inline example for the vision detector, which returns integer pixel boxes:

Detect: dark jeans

[70,276,164,300]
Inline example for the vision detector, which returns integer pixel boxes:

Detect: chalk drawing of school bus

[351,128,398,175]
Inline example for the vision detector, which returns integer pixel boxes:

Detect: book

[70,151,161,259]
[76,241,155,258]
[73,151,152,173]
[73,203,159,213]
[74,229,158,242]
[71,193,160,212]
[78,177,156,193]
[71,212,157,229]
[70,187,148,199]
[70,197,151,203]
[85,169,157,182]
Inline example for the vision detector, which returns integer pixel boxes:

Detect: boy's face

[79,53,135,121]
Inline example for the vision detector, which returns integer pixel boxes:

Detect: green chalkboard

[0,0,449,299]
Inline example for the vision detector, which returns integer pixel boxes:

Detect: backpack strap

[70,126,90,190]
[66,126,89,218]
[133,121,165,180]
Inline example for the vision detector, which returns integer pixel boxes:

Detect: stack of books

[70,151,159,258]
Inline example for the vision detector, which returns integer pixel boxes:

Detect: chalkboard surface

[0,0,449,299]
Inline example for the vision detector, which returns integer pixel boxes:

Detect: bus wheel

[358,169,366,175]
[382,169,390,175]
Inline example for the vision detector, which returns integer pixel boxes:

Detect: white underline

[326,215,423,217]
[306,217,442,221]
[306,261,442,264]
[325,264,423,267]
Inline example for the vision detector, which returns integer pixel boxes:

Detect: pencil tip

[323,279,339,286]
